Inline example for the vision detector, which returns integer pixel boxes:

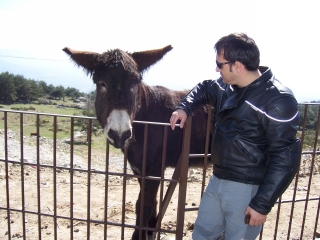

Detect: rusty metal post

[19,113,27,239]
[4,111,12,239]
[70,117,75,239]
[176,117,192,239]
[36,114,42,240]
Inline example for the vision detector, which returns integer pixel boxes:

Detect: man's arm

[170,79,220,130]
[249,96,301,215]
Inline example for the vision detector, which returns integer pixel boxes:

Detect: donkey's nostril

[108,129,117,140]
[107,129,132,149]
[122,130,132,141]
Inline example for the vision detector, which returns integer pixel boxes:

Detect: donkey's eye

[99,81,107,90]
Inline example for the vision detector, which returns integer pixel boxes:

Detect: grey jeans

[192,175,262,240]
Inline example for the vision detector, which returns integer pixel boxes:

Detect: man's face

[215,53,236,85]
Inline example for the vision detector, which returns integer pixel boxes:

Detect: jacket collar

[247,66,273,88]
[221,67,273,110]
[230,66,273,91]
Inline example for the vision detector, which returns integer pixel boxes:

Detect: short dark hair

[214,33,260,71]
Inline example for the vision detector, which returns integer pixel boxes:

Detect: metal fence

[0,103,319,240]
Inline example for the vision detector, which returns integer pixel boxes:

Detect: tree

[65,87,81,99]
[50,85,65,100]
[0,72,16,102]
[38,80,48,95]
[46,84,55,97]
[13,74,27,101]
[0,71,89,103]
[28,79,43,99]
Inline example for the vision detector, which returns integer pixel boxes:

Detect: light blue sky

[0,0,319,102]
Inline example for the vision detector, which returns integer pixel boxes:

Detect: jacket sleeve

[175,80,219,116]
[249,95,301,215]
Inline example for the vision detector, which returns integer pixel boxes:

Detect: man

[170,33,301,239]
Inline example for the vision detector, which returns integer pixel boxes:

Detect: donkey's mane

[99,50,138,70]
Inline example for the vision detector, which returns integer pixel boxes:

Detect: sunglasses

[216,60,233,69]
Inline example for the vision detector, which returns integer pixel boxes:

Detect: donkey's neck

[134,83,188,123]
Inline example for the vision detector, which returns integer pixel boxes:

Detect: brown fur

[63,45,213,239]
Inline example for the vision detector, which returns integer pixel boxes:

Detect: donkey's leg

[131,170,145,240]
[145,179,160,239]
[132,188,144,240]
[132,179,160,240]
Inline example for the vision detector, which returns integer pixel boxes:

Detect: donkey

[63,45,213,239]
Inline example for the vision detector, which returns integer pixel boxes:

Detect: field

[0,101,116,152]
[0,101,84,138]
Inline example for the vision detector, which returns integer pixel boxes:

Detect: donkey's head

[63,45,172,148]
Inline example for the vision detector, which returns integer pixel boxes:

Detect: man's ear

[234,61,245,73]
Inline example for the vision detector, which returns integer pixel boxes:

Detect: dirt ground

[0,130,319,240]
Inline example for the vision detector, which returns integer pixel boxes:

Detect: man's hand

[244,206,267,227]
[170,109,187,130]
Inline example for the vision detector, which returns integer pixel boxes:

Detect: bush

[11,106,36,111]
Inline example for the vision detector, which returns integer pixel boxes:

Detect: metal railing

[0,103,319,239]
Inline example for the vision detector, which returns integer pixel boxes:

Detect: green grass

[2,103,83,115]
[0,101,122,156]
[0,102,84,138]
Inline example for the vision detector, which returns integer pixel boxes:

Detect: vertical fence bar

[104,140,110,239]
[314,196,320,239]
[201,107,212,197]
[286,172,299,240]
[156,125,168,240]
[19,114,25,237]
[299,104,308,149]
[53,116,58,240]
[121,145,128,239]
[273,196,281,239]
[4,111,12,239]
[259,226,264,240]
[70,117,75,239]
[176,117,192,239]
[87,119,93,240]
[19,113,27,240]
[312,195,320,239]
[36,114,42,240]
[137,124,148,240]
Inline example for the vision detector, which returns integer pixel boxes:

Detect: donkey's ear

[130,45,173,73]
[63,47,99,76]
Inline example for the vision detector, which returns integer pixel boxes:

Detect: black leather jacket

[176,67,301,214]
